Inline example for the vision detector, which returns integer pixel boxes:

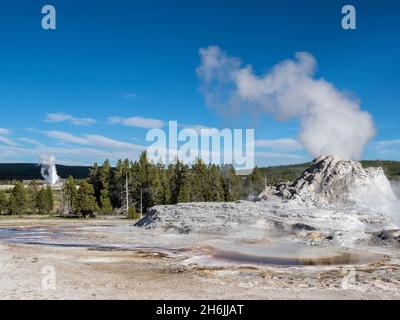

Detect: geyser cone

[270,155,396,205]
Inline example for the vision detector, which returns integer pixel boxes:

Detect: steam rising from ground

[197,47,376,160]
[390,181,400,199]
[387,181,400,226]
[39,154,59,185]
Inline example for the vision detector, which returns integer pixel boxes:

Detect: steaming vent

[39,154,60,185]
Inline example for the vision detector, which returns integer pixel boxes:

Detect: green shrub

[127,207,140,219]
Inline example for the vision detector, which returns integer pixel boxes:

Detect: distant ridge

[0,163,90,181]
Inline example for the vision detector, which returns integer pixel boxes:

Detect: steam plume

[39,154,59,185]
[197,46,376,160]
[390,180,400,199]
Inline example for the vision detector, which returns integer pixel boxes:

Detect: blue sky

[0,0,399,166]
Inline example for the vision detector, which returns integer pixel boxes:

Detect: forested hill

[0,160,399,183]
[0,163,90,181]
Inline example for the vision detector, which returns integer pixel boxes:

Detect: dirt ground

[1,217,400,300]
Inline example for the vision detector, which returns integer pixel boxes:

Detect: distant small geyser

[39,154,60,185]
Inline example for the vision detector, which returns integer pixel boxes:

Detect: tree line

[0,151,265,217]
[0,181,54,215]
[60,151,266,216]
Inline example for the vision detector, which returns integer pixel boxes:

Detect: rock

[307,232,324,241]
[273,221,285,230]
[133,208,159,228]
[262,155,396,205]
[292,223,316,232]
[165,225,191,234]
[372,229,400,243]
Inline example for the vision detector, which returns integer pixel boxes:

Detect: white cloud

[18,137,45,147]
[45,113,97,126]
[43,130,145,152]
[0,136,17,147]
[109,116,165,129]
[0,128,10,135]
[44,131,88,145]
[255,151,305,159]
[179,123,219,135]
[0,143,143,166]
[254,151,308,166]
[0,127,148,165]
[85,134,142,150]
[372,139,400,149]
[254,138,303,151]
[368,139,400,158]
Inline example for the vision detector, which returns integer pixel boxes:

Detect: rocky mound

[133,198,392,243]
[260,155,397,205]
[372,229,400,245]
[133,155,397,239]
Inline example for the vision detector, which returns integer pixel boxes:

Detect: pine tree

[157,162,171,205]
[61,176,77,214]
[27,180,39,214]
[151,162,163,206]
[89,162,100,202]
[208,164,224,201]
[190,158,209,202]
[100,189,113,214]
[250,166,264,195]
[169,159,189,204]
[8,182,28,215]
[76,180,98,217]
[98,160,113,214]
[243,176,253,198]
[99,160,111,190]
[0,190,7,215]
[131,152,158,213]
[45,186,54,214]
[178,176,191,203]
[36,188,47,214]
[221,165,241,201]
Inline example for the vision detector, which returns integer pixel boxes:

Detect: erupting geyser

[39,154,60,185]
[197,47,376,160]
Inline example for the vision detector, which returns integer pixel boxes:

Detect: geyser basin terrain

[1,218,400,299]
[133,155,399,266]
[2,155,395,268]
[0,222,385,267]
[1,156,399,299]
